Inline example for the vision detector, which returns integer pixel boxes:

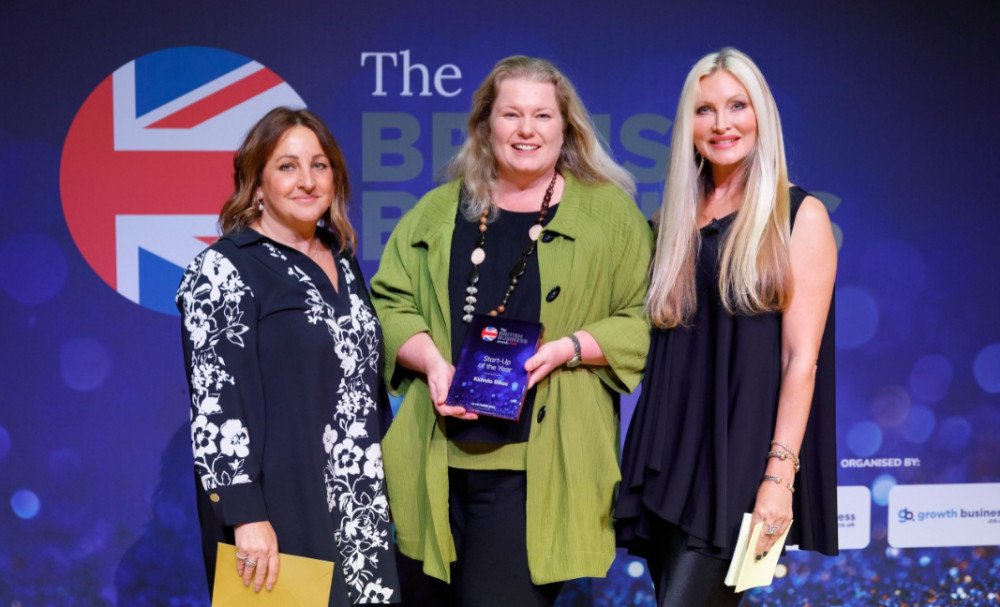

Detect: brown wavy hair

[218,107,355,252]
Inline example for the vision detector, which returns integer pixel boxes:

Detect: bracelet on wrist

[566,334,582,369]
[767,450,801,472]
[770,440,799,459]
[762,474,795,494]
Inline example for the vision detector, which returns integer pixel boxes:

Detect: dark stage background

[2,1,999,605]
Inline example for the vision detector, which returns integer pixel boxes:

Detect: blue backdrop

[2,1,999,605]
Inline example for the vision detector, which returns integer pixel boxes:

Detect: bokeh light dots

[59,337,112,392]
[626,560,645,578]
[10,489,40,519]
[908,354,953,403]
[870,386,910,428]
[835,287,879,349]
[847,420,882,457]
[973,343,1000,394]
[0,233,69,305]
[871,474,897,507]
[899,405,937,444]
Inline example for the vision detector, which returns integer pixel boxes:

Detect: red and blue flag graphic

[60,46,305,315]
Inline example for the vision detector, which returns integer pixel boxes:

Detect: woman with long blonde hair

[616,48,839,606]
[371,56,651,606]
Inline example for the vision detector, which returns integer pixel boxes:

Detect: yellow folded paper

[724,513,792,593]
[212,542,335,606]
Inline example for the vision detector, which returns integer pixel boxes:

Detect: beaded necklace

[461,172,558,324]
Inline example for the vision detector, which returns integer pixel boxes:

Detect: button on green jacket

[369,174,652,584]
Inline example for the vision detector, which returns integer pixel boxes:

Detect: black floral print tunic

[176,228,399,605]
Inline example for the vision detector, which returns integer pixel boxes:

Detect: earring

[695,152,705,175]
[256,197,264,211]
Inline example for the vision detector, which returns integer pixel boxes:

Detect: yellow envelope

[724,513,792,593]
[212,542,335,606]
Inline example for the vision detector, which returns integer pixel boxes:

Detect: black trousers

[448,468,563,607]
[643,517,744,607]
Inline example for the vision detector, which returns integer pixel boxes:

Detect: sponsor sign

[889,483,1000,548]
[837,485,872,550]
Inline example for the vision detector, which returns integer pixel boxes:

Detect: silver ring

[765,525,780,536]
[236,553,248,560]
[245,559,257,567]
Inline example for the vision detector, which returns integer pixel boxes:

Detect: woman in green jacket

[370,55,652,606]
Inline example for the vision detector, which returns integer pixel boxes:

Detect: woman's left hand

[750,478,793,560]
[525,331,608,389]
[234,520,280,592]
[525,337,574,389]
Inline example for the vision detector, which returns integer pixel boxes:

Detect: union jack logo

[61,47,306,315]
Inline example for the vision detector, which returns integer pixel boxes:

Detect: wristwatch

[566,334,582,368]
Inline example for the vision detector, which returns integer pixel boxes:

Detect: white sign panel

[837,485,872,550]
[888,483,1000,548]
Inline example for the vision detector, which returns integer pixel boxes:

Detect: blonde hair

[647,48,791,327]
[448,55,635,220]
[218,107,356,253]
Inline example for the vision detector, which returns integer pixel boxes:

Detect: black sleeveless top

[616,187,838,559]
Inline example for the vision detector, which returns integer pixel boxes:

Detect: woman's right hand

[425,351,475,419]
[397,332,477,419]
[234,520,279,592]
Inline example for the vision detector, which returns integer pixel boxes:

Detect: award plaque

[446,315,544,420]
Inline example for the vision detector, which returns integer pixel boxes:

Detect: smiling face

[692,70,758,173]
[489,77,565,186]
[255,125,334,235]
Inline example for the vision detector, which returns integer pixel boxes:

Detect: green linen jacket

[369,174,652,584]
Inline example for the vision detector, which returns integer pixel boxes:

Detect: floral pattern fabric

[178,250,254,491]
[177,230,398,604]
[299,260,395,600]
